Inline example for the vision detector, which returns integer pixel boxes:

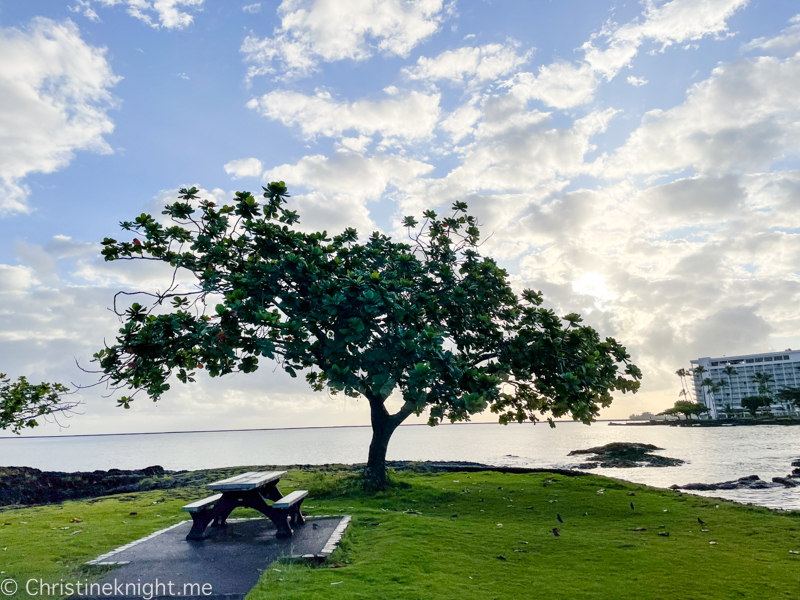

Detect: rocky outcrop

[0,465,171,506]
[568,442,685,468]
[675,475,783,491]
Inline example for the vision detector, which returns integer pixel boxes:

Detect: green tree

[674,400,701,420]
[0,374,77,434]
[776,387,800,411]
[692,366,707,405]
[92,184,641,488]
[721,365,738,404]
[741,395,771,418]
[675,368,692,402]
[751,372,774,398]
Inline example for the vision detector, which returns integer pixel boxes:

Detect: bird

[557,513,563,523]
[630,502,635,510]
[698,517,706,526]
[552,528,560,537]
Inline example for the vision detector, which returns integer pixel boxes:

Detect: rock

[772,477,800,488]
[568,442,685,468]
[790,459,800,468]
[679,475,782,491]
[0,465,174,506]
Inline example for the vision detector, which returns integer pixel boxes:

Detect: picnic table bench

[181,471,308,541]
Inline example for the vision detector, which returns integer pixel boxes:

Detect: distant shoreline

[0,419,623,441]
[610,418,800,427]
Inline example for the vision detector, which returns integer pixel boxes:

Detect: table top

[207,470,287,491]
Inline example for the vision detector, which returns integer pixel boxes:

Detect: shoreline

[610,418,800,427]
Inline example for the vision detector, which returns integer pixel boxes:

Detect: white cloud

[627,75,648,86]
[0,265,36,293]
[744,14,800,56]
[606,52,800,176]
[0,18,119,214]
[241,0,448,78]
[506,61,598,110]
[242,3,261,14]
[81,0,203,29]
[505,0,747,109]
[247,90,440,141]
[264,151,433,202]
[404,42,531,84]
[224,157,264,179]
[69,1,101,22]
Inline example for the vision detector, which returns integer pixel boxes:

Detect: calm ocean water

[1,421,798,510]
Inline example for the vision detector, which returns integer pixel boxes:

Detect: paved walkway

[72,516,349,600]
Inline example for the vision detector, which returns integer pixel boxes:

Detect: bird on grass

[552,528,560,537]
[698,517,706,526]
[630,502,635,510]
[557,514,563,523]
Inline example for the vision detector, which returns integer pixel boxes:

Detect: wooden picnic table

[181,471,307,541]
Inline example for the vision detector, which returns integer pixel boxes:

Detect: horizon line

[0,419,623,441]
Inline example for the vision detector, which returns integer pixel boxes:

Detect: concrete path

[72,516,350,600]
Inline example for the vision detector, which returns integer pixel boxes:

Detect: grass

[0,467,798,599]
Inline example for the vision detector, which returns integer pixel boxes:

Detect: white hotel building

[690,350,800,419]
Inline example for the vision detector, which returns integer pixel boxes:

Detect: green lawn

[0,468,798,600]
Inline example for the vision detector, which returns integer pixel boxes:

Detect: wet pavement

[71,516,350,600]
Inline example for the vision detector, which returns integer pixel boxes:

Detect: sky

[1,0,800,437]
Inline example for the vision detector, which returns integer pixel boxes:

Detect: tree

[700,377,715,416]
[751,372,774,398]
[741,395,771,418]
[776,387,800,411]
[0,373,78,434]
[722,365,738,404]
[91,184,641,489]
[692,366,707,405]
[672,400,707,420]
[675,368,693,402]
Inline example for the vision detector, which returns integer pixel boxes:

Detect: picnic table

[181,471,308,541]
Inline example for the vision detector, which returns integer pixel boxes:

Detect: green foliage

[0,373,76,434]
[741,395,771,418]
[776,387,800,408]
[659,400,708,420]
[94,184,641,483]
[751,372,774,398]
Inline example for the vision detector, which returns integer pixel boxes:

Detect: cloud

[81,0,204,29]
[224,157,264,179]
[606,52,800,176]
[744,13,800,56]
[68,1,101,22]
[241,0,449,78]
[242,3,261,14]
[264,151,433,202]
[0,18,120,215]
[504,0,748,109]
[627,75,648,86]
[506,61,598,110]
[247,90,440,142]
[404,42,531,84]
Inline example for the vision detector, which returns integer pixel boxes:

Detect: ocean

[1,421,798,509]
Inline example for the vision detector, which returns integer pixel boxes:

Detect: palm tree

[701,377,715,415]
[675,368,694,402]
[692,365,707,404]
[713,380,727,416]
[722,365,738,405]
[752,372,774,398]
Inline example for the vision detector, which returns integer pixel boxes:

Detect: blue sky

[2,0,800,436]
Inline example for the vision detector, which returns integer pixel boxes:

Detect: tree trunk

[363,394,413,490]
